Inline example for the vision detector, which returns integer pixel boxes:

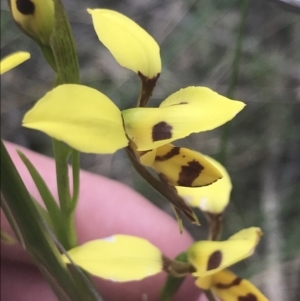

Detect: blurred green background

[1,0,299,300]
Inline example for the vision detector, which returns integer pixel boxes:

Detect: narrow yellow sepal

[187,227,262,277]
[9,0,54,45]
[142,144,223,187]
[176,154,232,213]
[122,87,245,151]
[62,235,163,282]
[210,269,269,301]
[0,52,30,75]
[88,9,161,79]
[23,84,128,154]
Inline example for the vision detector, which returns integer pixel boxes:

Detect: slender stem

[52,139,71,211]
[218,0,249,165]
[71,150,80,209]
[52,139,77,249]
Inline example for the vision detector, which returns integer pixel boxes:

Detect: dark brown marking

[138,72,160,107]
[207,250,222,270]
[17,0,35,15]
[177,160,204,186]
[156,147,180,161]
[238,294,258,301]
[152,121,173,142]
[216,277,242,289]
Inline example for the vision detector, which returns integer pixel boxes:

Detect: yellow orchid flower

[0,52,30,75]
[176,154,232,212]
[62,234,163,282]
[23,9,245,190]
[187,227,262,277]
[188,228,268,300]
[62,230,268,301]
[22,84,243,187]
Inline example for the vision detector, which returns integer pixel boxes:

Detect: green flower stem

[47,0,81,250]
[52,139,71,210]
[40,45,57,72]
[52,139,77,249]
[218,0,249,165]
[71,150,80,208]
[160,252,190,301]
[50,0,80,84]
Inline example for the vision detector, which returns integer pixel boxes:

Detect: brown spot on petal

[207,250,222,270]
[238,294,258,301]
[152,121,173,142]
[156,147,180,161]
[216,277,242,289]
[178,160,204,186]
[17,0,35,15]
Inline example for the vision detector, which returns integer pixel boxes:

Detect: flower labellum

[177,154,232,213]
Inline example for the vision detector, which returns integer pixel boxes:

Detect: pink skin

[1,142,206,301]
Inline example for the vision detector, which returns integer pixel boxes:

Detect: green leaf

[17,149,75,247]
[17,150,61,224]
[1,141,102,301]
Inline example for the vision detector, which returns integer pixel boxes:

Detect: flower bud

[9,0,54,45]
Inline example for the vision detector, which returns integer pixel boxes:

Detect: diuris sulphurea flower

[22,9,244,224]
[61,229,268,300]
[23,84,243,185]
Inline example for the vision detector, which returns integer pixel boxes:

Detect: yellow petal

[23,84,128,153]
[122,87,245,151]
[210,269,269,301]
[88,9,161,79]
[143,145,222,187]
[0,52,30,75]
[62,235,163,282]
[187,227,262,277]
[176,154,232,213]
